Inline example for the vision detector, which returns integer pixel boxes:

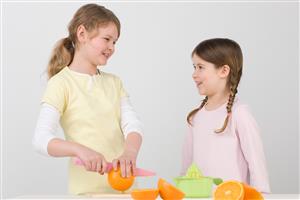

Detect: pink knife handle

[73,157,113,172]
[73,157,156,177]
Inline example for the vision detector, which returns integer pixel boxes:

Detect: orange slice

[214,180,244,200]
[243,183,264,200]
[131,189,159,200]
[158,178,185,200]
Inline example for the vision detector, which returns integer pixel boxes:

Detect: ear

[76,25,88,43]
[219,64,230,78]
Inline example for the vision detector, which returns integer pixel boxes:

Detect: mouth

[102,52,111,59]
[195,81,203,87]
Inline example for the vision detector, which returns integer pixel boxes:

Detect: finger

[92,160,98,172]
[112,159,119,171]
[131,160,137,176]
[120,159,126,178]
[96,160,102,173]
[101,160,107,174]
[125,159,131,177]
[84,161,91,171]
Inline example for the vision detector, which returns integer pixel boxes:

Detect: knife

[73,157,156,177]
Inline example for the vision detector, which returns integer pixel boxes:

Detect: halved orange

[131,189,159,200]
[107,167,135,192]
[243,183,264,200]
[158,178,185,200]
[214,180,244,200]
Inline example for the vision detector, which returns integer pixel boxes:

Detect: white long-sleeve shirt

[32,96,143,156]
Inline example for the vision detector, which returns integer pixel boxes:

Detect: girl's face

[79,22,119,66]
[192,54,229,97]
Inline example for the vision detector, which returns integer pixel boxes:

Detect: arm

[181,124,193,176]
[33,103,108,173]
[113,97,143,177]
[234,105,271,193]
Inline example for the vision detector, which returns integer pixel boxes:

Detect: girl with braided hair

[181,38,270,193]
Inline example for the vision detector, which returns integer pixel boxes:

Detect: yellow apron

[42,67,127,194]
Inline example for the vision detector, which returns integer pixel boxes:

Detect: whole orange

[107,167,135,192]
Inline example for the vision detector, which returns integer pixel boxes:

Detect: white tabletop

[12,193,300,200]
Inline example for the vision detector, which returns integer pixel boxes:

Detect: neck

[205,90,231,111]
[68,52,98,75]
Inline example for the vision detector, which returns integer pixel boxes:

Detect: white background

[2,2,299,198]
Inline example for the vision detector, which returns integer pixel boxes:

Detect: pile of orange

[131,178,185,200]
[107,167,185,199]
[213,180,264,200]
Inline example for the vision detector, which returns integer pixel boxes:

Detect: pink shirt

[181,98,271,193]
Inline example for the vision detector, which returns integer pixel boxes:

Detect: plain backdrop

[2,1,299,198]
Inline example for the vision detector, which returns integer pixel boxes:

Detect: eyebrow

[194,63,205,66]
[104,35,118,42]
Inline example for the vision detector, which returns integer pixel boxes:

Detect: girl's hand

[112,148,138,178]
[76,146,108,174]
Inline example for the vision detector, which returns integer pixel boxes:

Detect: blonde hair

[47,4,121,79]
[187,38,243,133]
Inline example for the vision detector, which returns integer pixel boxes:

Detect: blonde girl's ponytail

[47,37,75,79]
[46,3,121,79]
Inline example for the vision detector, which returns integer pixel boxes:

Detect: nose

[108,42,115,52]
[192,69,199,80]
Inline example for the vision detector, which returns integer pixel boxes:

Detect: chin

[98,61,107,66]
[198,90,205,96]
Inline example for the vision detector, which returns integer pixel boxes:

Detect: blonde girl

[33,4,143,195]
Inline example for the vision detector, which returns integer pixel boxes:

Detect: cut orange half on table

[243,183,264,200]
[158,178,185,200]
[213,180,244,200]
[131,189,159,200]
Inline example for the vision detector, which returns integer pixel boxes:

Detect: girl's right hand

[76,146,108,174]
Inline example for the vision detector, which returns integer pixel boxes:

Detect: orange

[213,180,244,200]
[158,178,185,200]
[243,183,264,200]
[131,189,159,200]
[107,167,135,192]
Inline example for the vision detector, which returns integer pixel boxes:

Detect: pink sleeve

[234,105,271,193]
[180,124,193,176]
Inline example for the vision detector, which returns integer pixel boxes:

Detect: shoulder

[48,67,68,83]
[231,97,255,120]
[46,68,69,90]
[100,71,123,84]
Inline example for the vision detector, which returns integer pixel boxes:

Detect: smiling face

[192,54,229,97]
[78,22,119,67]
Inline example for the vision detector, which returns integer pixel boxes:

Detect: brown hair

[47,4,121,79]
[187,38,243,133]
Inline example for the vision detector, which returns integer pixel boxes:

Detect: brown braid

[187,96,208,125]
[215,84,238,133]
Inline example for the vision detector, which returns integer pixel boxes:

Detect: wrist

[124,146,138,156]
[71,142,85,157]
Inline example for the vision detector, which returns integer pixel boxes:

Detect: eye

[104,37,110,41]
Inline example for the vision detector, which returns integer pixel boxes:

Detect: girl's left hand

[112,148,137,178]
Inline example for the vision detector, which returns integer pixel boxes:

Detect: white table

[12,194,300,199]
